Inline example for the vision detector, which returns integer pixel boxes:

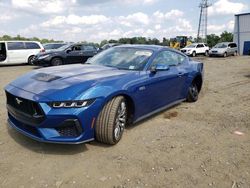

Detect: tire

[234,51,237,56]
[187,82,199,102]
[192,51,196,57]
[95,96,127,145]
[28,55,35,65]
[51,58,63,66]
[223,52,227,58]
[205,51,209,56]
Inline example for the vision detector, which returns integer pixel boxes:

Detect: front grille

[212,51,217,53]
[6,92,43,116]
[6,91,45,125]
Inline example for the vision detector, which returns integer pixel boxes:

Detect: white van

[0,41,44,65]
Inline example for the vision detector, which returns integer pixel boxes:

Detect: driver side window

[72,45,81,51]
[151,50,185,67]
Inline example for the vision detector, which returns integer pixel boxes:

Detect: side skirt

[133,98,186,124]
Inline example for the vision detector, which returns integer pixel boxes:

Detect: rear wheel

[95,96,127,145]
[28,55,35,65]
[187,82,199,102]
[192,51,196,57]
[51,58,63,66]
[234,51,237,56]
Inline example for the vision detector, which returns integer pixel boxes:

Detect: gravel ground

[0,56,249,188]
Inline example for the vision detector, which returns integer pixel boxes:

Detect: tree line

[0,34,63,44]
[0,31,233,48]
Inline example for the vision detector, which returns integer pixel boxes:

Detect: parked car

[5,45,204,145]
[42,43,68,52]
[32,43,98,66]
[0,41,44,65]
[100,43,121,51]
[181,43,209,57]
[209,42,238,57]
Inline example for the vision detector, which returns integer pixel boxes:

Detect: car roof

[0,41,41,43]
[189,43,206,45]
[116,44,170,52]
[43,42,66,45]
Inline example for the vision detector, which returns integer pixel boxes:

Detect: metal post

[237,15,240,55]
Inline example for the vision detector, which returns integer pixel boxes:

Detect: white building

[234,13,250,55]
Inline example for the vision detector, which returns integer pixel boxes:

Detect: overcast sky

[0,0,249,42]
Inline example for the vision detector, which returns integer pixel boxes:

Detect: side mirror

[66,49,72,53]
[150,64,169,73]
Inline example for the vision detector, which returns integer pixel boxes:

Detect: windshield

[56,44,73,51]
[214,43,227,48]
[87,47,153,71]
[44,43,66,50]
[186,44,197,48]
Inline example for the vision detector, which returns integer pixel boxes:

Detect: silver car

[209,42,238,57]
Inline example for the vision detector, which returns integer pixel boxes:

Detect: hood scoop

[32,73,62,82]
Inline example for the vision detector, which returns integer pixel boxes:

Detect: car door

[25,42,41,55]
[66,44,83,64]
[7,42,26,64]
[228,43,235,55]
[135,50,188,116]
[196,44,205,54]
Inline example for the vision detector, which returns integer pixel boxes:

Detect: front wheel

[187,82,199,102]
[192,51,196,57]
[51,58,63,66]
[223,52,227,58]
[95,96,127,145]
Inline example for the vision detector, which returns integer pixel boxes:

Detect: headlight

[49,99,95,108]
[38,54,50,60]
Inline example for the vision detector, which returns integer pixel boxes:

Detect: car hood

[9,64,137,101]
[36,50,62,57]
[181,48,193,51]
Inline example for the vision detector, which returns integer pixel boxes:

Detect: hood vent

[32,73,62,82]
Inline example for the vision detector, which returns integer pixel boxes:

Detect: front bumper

[181,50,192,56]
[32,58,51,66]
[5,85,101,144]
[209,51,224,56]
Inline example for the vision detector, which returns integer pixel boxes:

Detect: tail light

[40,49,45,53]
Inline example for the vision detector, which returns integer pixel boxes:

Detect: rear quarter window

[25,42,40,49]
[7,42,25,50]
[82,45,95,51]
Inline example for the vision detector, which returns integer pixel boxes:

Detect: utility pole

[197,0,211,43]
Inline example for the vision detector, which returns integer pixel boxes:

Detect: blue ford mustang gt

[5,45,204,145]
